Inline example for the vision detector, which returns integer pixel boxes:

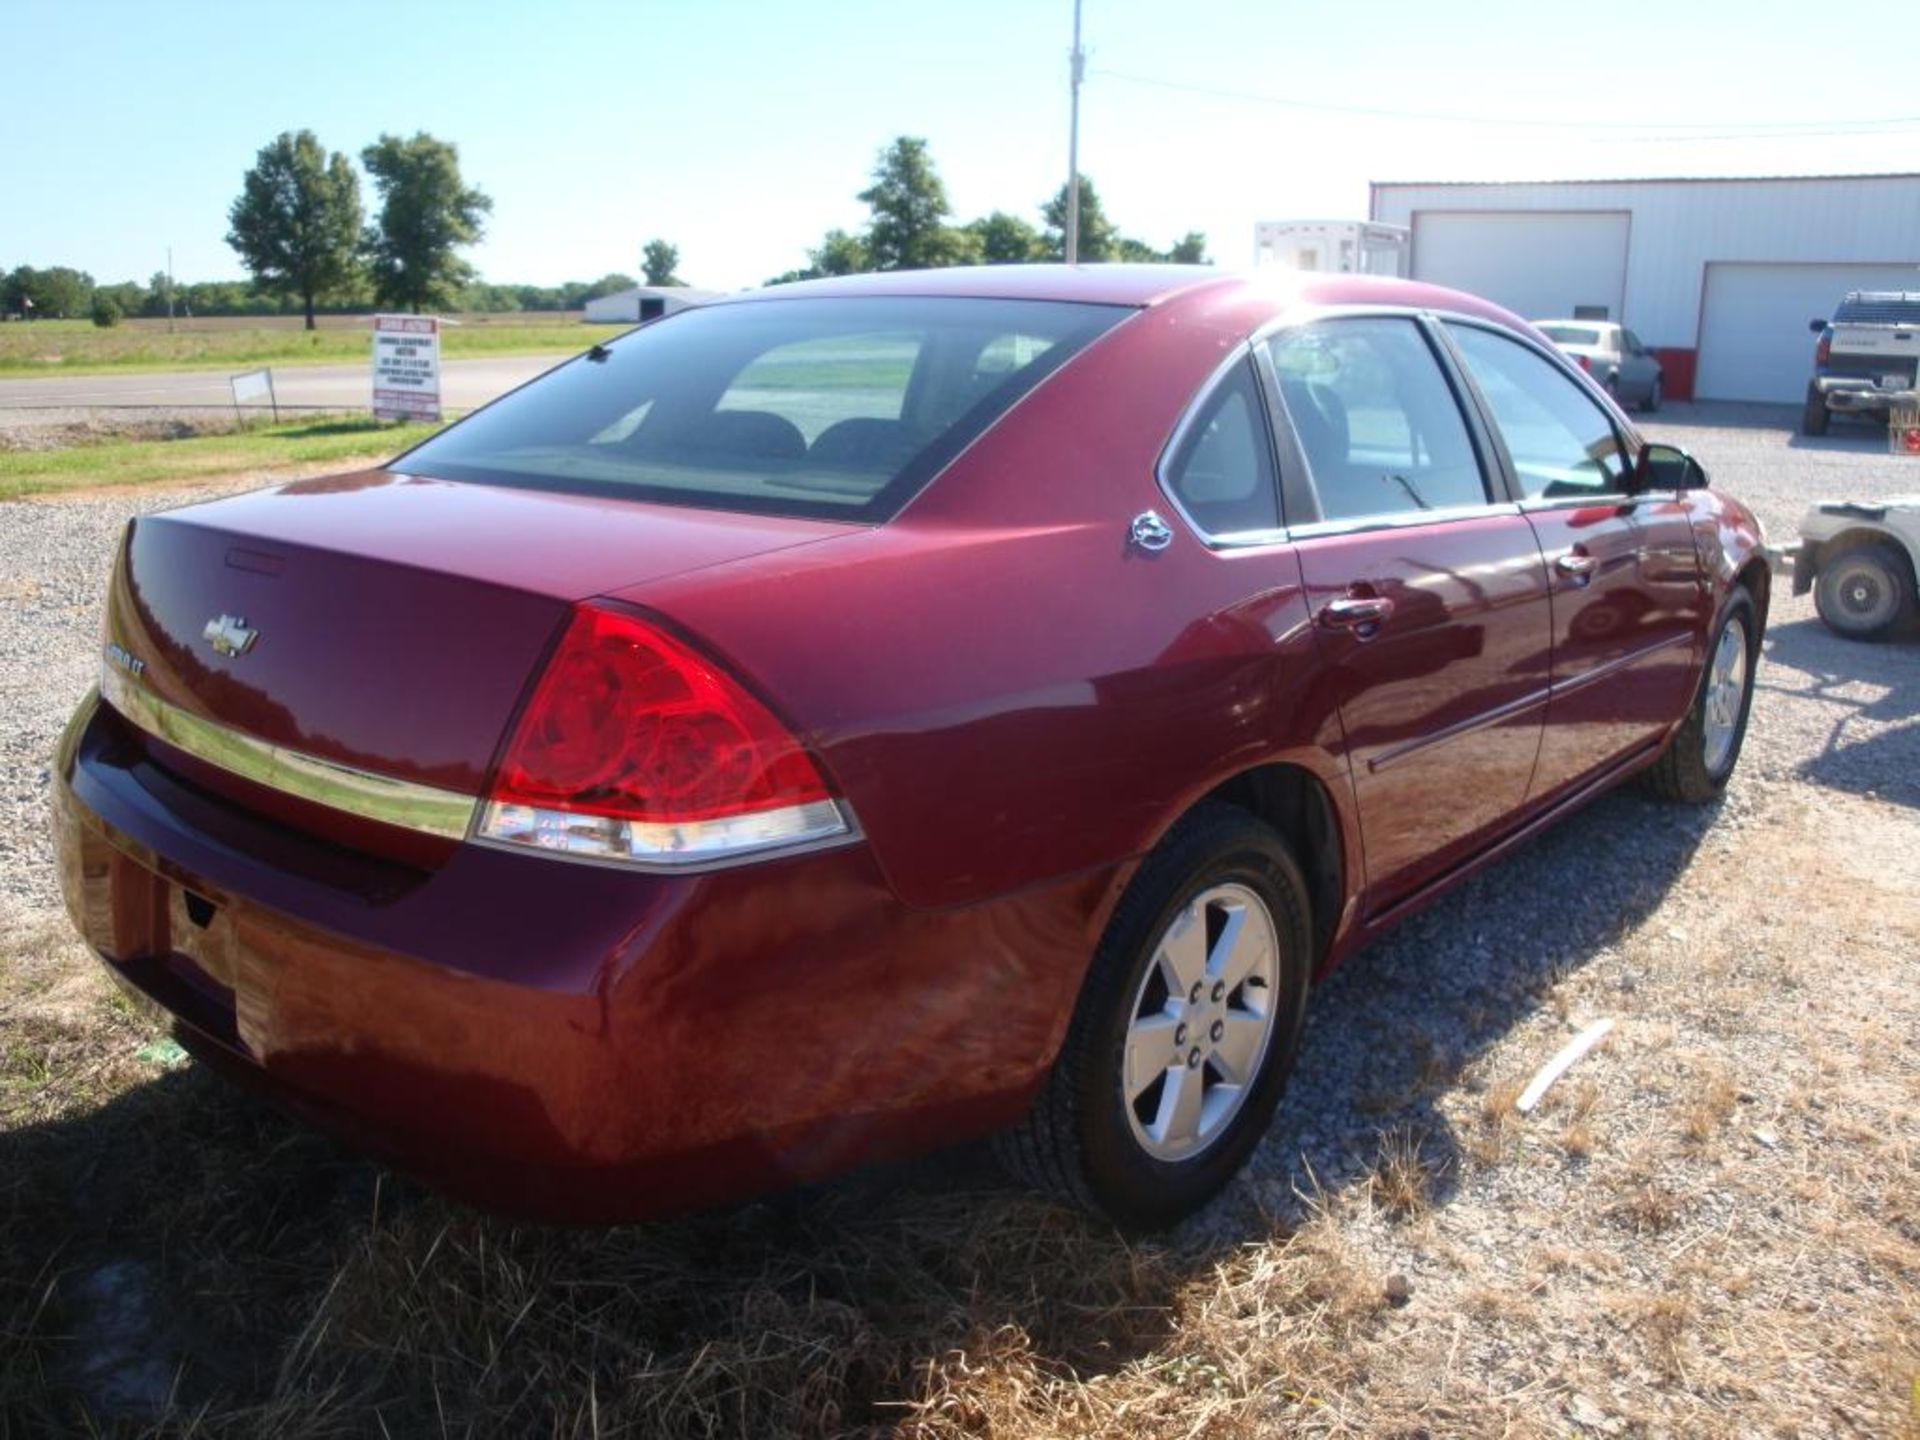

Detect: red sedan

[51,266,1767,1228]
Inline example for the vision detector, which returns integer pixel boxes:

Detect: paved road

[0,354,564,416]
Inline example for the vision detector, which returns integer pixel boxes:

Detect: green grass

[0,417,441,499]
[0,317,599,376]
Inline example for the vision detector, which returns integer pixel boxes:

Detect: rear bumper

[1814,376,1916,413]
[52,691,1103,1220]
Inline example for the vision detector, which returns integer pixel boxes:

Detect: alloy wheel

[1702,616,1750,775]
[1121,883,1280,1163]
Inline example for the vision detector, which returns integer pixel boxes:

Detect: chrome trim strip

[1546,630,1696,701]
[1365,629,1697,777]
[98,664,478,841]
[1367,684,1553,775]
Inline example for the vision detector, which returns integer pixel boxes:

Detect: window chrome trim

[1517,492,1637,513]
[1286,500,1523,543]
[98,665,478,841]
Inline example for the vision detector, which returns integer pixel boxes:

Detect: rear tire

[1814,540,1913,640]
[1802,384,1830,437]
[1641,588,1758,805]
[994,804,1311,1230]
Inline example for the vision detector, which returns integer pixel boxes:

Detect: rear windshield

[1834,294,1920,326]
[1538,324,1603,347]
[397,296,1128,522]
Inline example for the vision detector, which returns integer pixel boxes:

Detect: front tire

[1814,541,1913,640]
[995,804,1311,1230]
[1641,588,1758,804]
[1643,374,1663,413]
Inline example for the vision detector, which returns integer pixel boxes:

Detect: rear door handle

[1317,595,1395,631]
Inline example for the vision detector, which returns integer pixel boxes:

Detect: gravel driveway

[2,402,1915,1434]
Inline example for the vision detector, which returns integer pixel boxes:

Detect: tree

[1042,175,1118,262]
[3,265,93,318]
[360,132,493,313]
[858,136,967,270]
[810,228,872,277]
[225,130,364,330]
[965,211,1045,265]
[763,228,874,286]
[641,239,682,286]
[1166,231,1210,264]
[581,272,637,302]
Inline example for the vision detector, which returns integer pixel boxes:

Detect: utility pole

[165,246,175,333]
[1065,0,1084,264]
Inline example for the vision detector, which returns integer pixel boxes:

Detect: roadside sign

[229,367,277,420]
[372,314,442,422]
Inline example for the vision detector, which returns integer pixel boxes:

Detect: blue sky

[4,0,1912,291]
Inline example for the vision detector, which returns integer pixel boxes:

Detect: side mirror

[1635,441,1707,492]
[1808,318,1828,334]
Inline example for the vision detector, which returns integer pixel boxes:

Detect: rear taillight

[478,604,849,866]
[1815,331,1832,365]
[1574,354,1592,372]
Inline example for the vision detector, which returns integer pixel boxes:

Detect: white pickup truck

[1803,292,1920,436]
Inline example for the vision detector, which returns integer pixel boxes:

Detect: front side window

[1445,323,1631,501]
[1162,362,1279,535]
[1268,318,1488,522]
[399,297,1127,522]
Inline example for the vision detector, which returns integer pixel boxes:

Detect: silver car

[1535,320,1664,412]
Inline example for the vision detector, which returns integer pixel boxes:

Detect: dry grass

[1366,1126,1444,1221]
[1678,1062,1740,1146]
[0,313,594,375]
[4,786,1917,1437]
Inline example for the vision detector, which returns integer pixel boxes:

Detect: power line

[1089,66,1920,138]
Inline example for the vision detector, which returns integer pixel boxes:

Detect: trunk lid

[105,470,857,803]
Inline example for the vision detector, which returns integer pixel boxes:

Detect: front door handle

[1317,595,1395,632]
[1555,551,1599,581]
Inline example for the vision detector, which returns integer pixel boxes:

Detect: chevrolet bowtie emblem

[202,614,258,657]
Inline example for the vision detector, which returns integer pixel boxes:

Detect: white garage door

[1697,262,1920,402]
[1411,212,1628,323]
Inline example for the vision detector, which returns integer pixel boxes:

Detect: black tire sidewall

[1073,814,1311,1230]
[1803,385,1830,436]
[1815,546,1908,639]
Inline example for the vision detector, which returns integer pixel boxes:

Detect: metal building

[1368,174,1920,402]
[582,285,723,325]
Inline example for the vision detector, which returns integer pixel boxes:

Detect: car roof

[719,262,1525,317]
[1535,318,1614,330]
[722,264,1228,308]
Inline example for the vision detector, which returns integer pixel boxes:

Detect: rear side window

[1539,325,1603,347]
[1162,363,1279,535]
[399,297,1127,522]
[1445,323,1631,500]
[1268,318,1488,521]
